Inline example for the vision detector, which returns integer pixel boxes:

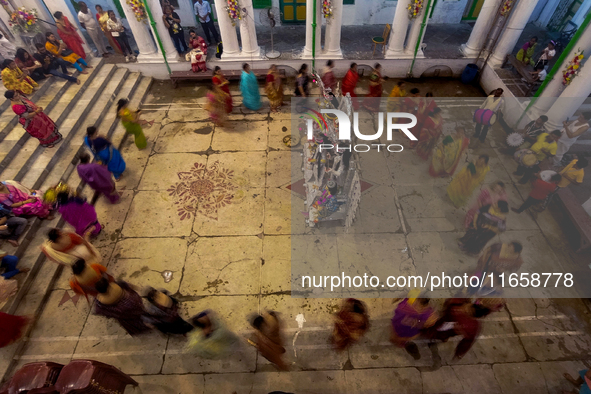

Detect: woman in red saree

[265,64,283,112]
[212,66,232,113]
[364,63,384,112]
[188,30,207,73]
[416,107,443,160]
[54,11,86,59]
[342,63,360,110]
[331,298,369,350]
[5,90,62,147]
[0,312,30,348]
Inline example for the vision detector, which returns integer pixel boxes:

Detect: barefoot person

[562,368,591,394]
[76,153,120,204]
[116,99,153,150]
[41,228,102,266]
[4,90,62,148]
[0,204,27,247]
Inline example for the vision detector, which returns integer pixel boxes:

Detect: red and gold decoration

[9,7,40,34]
[323,0,333,20]
[126,0,148,22]
[225,0,242,26]
[408,0,424,19]
[563,50,584,86]
[500,0,514,16]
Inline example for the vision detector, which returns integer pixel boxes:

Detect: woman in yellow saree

[1,60,38,95]
[447,154,490,208]
[429,127,469,177]
[386,81,406,113]
[96,5,123,55]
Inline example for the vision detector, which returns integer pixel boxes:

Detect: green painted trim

[518,12,591,124]
[112,0,126,19]
[408,0,434,78]
[142,0,172,75]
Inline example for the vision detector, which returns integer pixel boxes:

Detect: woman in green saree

[516,36,538,66]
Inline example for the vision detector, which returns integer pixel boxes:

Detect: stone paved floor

[2,77,591,394]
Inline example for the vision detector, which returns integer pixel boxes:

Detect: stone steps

[0,60,153,384]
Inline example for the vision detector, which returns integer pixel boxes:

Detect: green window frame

[343,0,354,4]
[253,0,272,8]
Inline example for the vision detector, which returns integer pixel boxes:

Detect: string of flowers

[126,0,148,22]
[9,7,40,34]
[0,0,10,12]
[408,0,423,20]
[226,0,241,26]
[563,50,584,86]
[323,0,333,20]
[500,0,514,16]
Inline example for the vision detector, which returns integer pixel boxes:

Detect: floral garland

[563,50,584,86]
[500,0,514,16]
[323,0,333,20]
[408,0,423,20]
[9,7,40,34]
[126,0,147,22]
[226,0,241,26]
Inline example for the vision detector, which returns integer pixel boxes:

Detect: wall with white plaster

[429,0,469,24]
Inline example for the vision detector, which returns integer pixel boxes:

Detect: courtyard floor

[2,77,591,393]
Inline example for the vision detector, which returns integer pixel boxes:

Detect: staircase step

[20,67,129,189]
[0,58,104,178]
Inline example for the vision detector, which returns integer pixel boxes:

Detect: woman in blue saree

[84,126,126,180]
[240,63,261,111]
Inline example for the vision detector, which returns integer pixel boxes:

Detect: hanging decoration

[499,0,514,16]
[408,0,423,20]
[322,0,333,20]
[563,50,584,86]
[226,0,242,26]
[9,8,40,34]
[126,0,148,22]
[0,0,10,12]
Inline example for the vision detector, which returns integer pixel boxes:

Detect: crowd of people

[0,48,589,387]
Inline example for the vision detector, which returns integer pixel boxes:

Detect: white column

[118,1,160,62]
[238,0,260,57]
[302,0,322,59]
[572,0,591,27]
[489,0,540,67]
[213,0,241,59]
[42,0,92,56]
[404,1,433,59]
[322,0,344,58]
[545,58,591,130]
[385,0,411,58]
[460,0,503,57]
[532,23,591,116]
[144,0,180,62]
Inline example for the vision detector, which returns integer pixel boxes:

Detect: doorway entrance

[462,0,485,21]
[280,0,306,24]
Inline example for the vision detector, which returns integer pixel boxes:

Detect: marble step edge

[2,71,146,315]
[10,64,117,183]
[38,71,143,192]
[23,68,132,190]
[0,60,107,177]
[12,64,120,186]
[0,72,151,385]
[0,57,103,144]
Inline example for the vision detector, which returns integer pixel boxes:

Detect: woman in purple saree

[56,192,101,239]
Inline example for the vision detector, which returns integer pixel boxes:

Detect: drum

[506,132,524,147]
[514,149,538,168]
[473,109,497,126]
